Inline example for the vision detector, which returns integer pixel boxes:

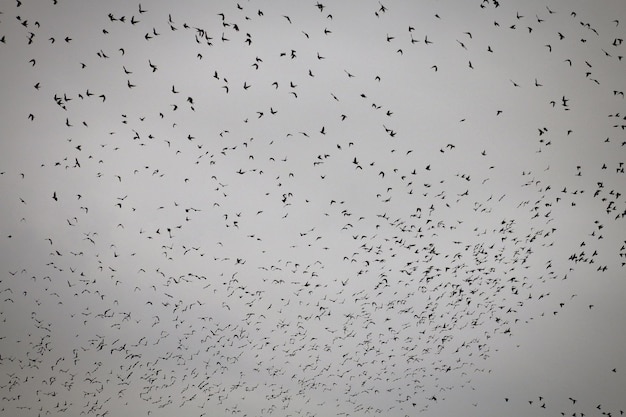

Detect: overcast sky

[1,1,625,416]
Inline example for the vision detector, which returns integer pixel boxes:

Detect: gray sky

[1,0,625,416]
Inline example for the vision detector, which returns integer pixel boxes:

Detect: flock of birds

[1,0,625,416]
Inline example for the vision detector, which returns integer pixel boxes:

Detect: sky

[1,0,625,416]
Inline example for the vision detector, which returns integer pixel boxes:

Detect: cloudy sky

[1,0,625,416]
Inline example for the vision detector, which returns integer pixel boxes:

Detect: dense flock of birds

[1,0,625,416]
